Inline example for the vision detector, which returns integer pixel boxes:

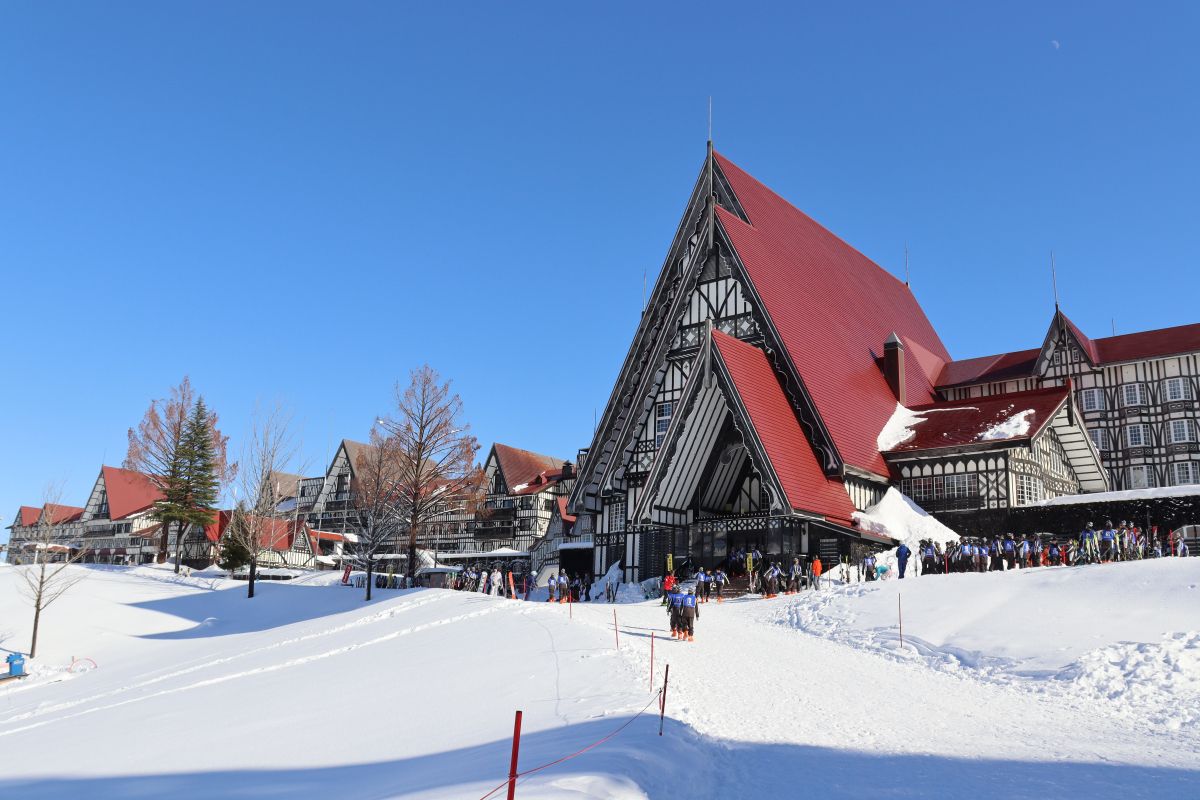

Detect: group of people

[452,565,516,596]
[904,521,1191,578]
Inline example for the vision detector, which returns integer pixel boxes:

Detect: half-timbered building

[78,466,166,564]
[5,503,85,564]
[568,147,1105,581]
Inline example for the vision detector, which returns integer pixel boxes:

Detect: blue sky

[2,2,1198,536]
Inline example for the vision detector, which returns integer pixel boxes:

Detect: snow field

[0,560,1198,798]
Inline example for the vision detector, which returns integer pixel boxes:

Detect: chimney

[560,461,574,481]
[884,333,905,402]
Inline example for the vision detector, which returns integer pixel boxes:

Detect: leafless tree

[377,365,482,579]
[225,405,300,599]
[18,487,87,658]
[125,377,235,564]
[349,428,405,600]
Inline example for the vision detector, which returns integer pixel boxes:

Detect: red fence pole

[658,664,669,736]
[613,608,619,649]
[507,710,523,800]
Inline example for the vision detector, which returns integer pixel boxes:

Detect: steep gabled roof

[712,331,857,524]
[102,466,165,520]
[203,510,307,550]
[713,152,950,478]
[492,443,564,492]
[340,439,375,474]
[17,506,42,527]
[884,386,1069,454]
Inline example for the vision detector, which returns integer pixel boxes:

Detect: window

[901,474,978,503]
[654,401,674,447]
[1167,419,1196,444]
[1015,473,1044,506]
[609,497,626,532]
[1162,378,1196,403]
[1078,388,1106,412]
[1124,423,1151,448]
[1127,466,1156,490]
[1172,462,1200,486]
[1121,383,1148,408]
[1088,427,1111,451]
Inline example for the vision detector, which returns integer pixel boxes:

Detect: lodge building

[568,146,1123,582]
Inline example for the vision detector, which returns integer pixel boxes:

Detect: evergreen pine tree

[217,530,251,572]
[169,399,222,573]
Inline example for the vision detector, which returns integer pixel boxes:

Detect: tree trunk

[407,523,418,579]
[247,555,257,599]
[158,521,170,564]
[173,524,185,574]
[30,597,42,658]
[365,559,373,602]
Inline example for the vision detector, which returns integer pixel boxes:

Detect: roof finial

[707,95,712,145]
[904,243,910,287]
[1051,250,1060,311]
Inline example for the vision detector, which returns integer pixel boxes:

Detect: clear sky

[3,2,1198,538]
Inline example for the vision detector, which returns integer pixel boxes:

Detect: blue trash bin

[6,653,26,678]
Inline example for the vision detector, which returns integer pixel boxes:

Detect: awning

[437,549,530,560]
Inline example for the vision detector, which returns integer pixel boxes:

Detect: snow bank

[978,407,1035,441]
[852,487,960,548]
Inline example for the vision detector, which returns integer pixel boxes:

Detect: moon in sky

[1051,40,1061,50]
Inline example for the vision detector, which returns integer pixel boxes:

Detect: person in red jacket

[661,573,676,606]
[811,556,823,590]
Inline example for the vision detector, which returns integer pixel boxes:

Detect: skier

[661,572,676,606]
[764,562,783,597]
[546,572,557,602]
[490,568,503,597]
[862,553,877,582]
[896,543,911,579]
[1048,540,1062,566]
[668,586,686,638]
[1002,534,1017,570]
[713,568,727,602]
[788,558,804,593]
[679,588,699,642]
[557,572,569,603]
[694,567,710,603]
[811,555,823,590]
[1099,521,1117,562]
[921,541,937,575]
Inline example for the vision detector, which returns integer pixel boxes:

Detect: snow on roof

[853,488,960,548]
[978,408,1035,441]
[1034,484,1200,507]
[877,403,927,451]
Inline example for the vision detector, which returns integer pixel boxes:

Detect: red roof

[203,510,307,550]
[492,443,564,492]
[713,331,858,525]
[556,495,576,524]
[885,385,1069,453]
[714,152,950,478]
[102,466,165,520]
[938,317,1200,388]
[17,506,42,527]
[41,504,85,525]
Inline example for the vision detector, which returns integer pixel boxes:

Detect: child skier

[679,588,699,641]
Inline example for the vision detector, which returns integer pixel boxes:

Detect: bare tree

[350,428,405,601]
[18,487,87,658]
[125,377,235,566]
[377,365,481,579]
[224,405,300,599]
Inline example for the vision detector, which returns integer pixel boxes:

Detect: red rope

[476,689,663,800]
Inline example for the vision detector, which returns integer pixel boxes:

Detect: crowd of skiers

[452,564,523,597]
[882,520,1192,580]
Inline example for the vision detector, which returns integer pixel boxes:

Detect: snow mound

[1058,631,1200,732]
[978,407,1034,441]
[877,403,926,450]
[853,488,960,548]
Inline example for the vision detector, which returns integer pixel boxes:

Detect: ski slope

[0,560,1197,798]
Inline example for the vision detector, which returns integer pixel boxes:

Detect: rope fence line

[476,687,666,800]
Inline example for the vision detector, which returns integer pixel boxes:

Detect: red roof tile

[41,504,85,525]
[556,495,577,524]
[1060,312,1100,364]
[885,385,1068,453]
[203,510,307,550]
[492,443,564,492]
[713,331,858,525]
[714,152,950,478]
[17,506,41,527]
[102,466,165,520]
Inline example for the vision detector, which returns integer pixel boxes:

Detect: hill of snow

[1,561,1198,798]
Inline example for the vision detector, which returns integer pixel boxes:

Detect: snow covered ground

[0,560,1198,798]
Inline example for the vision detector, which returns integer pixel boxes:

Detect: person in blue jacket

[896,543,911,579]
[667,587,686,638]
[679,589,700,641]
[1099,520,1117,562]
[1002,534,1017,570]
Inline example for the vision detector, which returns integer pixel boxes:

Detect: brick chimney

[560,461,574,480]
[884,333,905,402]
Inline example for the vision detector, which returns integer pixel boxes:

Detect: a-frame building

[568,146,1102,580]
